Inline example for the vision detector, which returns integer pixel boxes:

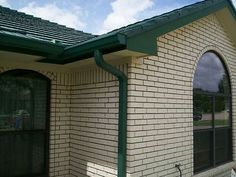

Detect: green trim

[0,33,64,57]
[127,32,157,55]
[127,0,229,55]
[94,50,127,177]
[1,0,236,62]
[39,33,127,64]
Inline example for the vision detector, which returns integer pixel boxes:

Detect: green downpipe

[94,50,127,177]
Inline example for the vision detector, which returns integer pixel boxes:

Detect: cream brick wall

[50,72,71,177]
[1,12,236,177]
[69,65,127,177]
[127,14,236,177]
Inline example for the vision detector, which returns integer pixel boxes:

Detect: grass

[194,120,229,126]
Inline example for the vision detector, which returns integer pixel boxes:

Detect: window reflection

[193,51,232,172]
[215,96,230,127]
[193,94,212,130]
[193,52,229,94]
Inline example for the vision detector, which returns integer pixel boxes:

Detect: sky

[0,0,235,35]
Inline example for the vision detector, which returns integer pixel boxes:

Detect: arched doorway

[0,69,50,177]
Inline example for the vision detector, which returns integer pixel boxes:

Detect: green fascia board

[0,32,64,57]
[39,33,127,64]
[126,0,229,55]
[1,0,235,63]
[127,31,157,56]
[47,0,234,63]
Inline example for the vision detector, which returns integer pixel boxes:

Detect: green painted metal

[94,50,127,177]
[0,32,64,57]
[1,0,236,61]
[60,33,127,63]
[39,33,127,64]
[127,0,229,55]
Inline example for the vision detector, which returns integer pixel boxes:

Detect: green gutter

[0,32,64,57]
[39,33,127,64]
[94,50,127,177]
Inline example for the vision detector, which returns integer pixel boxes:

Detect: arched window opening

[193,52,232,173]
[0,69,50,177]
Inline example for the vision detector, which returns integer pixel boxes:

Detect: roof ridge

[103,0,224,35]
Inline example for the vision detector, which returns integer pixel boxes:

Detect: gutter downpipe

[94,50,127,177]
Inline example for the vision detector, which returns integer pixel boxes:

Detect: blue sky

[0,0,235,35]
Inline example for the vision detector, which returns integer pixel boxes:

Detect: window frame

[0,69,50,177]
[193,51,232,173]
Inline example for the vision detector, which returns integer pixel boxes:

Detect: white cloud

[0,0,10,8]
[19,2,86,30]
[232,0,236,8]
[99,0,153,34]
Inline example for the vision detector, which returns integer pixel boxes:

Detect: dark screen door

[0,70,49,177]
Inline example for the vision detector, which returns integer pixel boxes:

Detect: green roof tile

[0,5,96,46]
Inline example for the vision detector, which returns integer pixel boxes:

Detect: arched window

[0,70,50,177]
[193,52,232,173]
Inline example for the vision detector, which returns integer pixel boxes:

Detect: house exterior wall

[126,14,236,177]
[0,13,236,177]
[69,65,127,177]
[0,62,127,177]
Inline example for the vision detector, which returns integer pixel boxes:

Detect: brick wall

[126,14,236,177]
[70,65,127,177]
[0,12,236,177]
[0,64,128,177]
[49,72,71,177]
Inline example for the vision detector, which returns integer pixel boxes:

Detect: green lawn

[194,119,229,126]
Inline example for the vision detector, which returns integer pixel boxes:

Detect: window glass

[215,96,230,127]
[193,52,232,173]
[193,52,230,94]
[215,129,231,164]
[193,94,212,130]
[194,131,212,172]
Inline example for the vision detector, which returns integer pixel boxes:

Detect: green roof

[0,0,235,64]
[0,5,96,46]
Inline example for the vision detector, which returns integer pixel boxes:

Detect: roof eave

[126,0,232,55]
[39,33,127,64]
[45,0,234,65]
[2,0,235,65]
[0,33,64,57]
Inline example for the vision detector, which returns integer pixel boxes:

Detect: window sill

[194,161,236,177]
